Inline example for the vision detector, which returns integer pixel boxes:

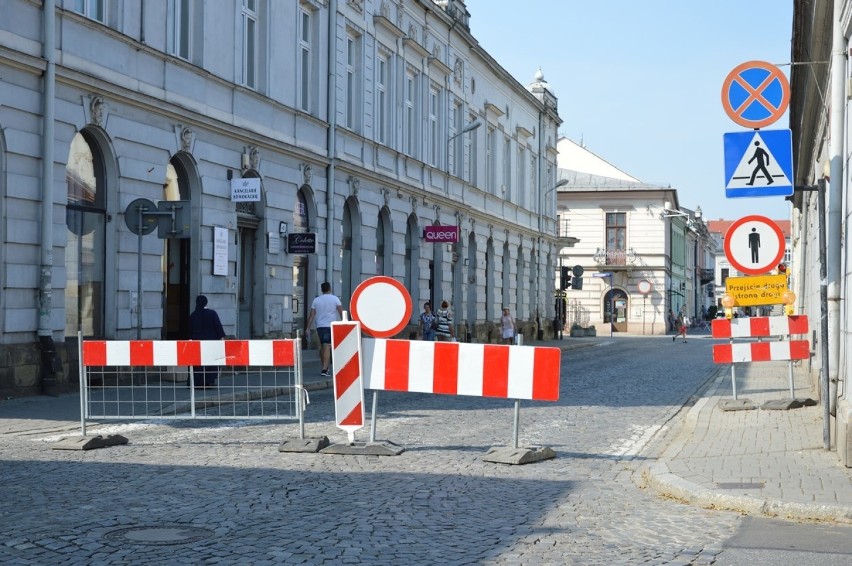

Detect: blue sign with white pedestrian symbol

[723,129,793,198]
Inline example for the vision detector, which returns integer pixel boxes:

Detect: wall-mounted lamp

[278,221,288,236]
[463,258,470,266]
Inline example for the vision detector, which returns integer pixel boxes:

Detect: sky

[466,0,794,221]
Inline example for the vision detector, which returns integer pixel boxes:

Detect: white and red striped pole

[330,315,364,444]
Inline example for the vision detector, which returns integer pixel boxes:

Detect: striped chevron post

[330,320,364,443]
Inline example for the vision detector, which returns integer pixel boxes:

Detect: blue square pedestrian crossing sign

[723,129,793,198]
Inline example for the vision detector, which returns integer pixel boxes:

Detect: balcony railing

[698,268,715,284]
[593,247,637,267]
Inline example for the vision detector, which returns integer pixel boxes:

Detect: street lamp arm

[448,120,482,144]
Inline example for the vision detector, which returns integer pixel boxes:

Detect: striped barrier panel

[77,339,303,436]
[361,338,561,401]
[711,315,809,339]
[82,339,297,367]
[713,341,811,364]
[710,315,810,364]
[330,320,365,437]
[710,315,810,400]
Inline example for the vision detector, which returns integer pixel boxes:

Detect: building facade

[790,0,851,465]
[0,0,561,395]
[554,139,716,335]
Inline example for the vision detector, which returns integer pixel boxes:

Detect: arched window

[376,208,392,276]
[65,131,106,337]
[405,215,417,300]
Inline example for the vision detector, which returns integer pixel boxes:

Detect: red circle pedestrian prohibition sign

[723,215,786,276]
[721,61,790,129]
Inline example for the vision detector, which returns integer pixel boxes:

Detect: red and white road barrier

[361,339,561,401]
[710,315,810,400]
[711,315,808,339]
[82,339,297,367]
[330,320,365,441]
[713,340,810,364]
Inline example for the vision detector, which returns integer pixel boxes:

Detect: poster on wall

[213,226,228,275]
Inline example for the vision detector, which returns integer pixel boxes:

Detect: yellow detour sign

[725,274,788,306]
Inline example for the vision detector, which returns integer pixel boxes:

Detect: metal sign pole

[136,210,143,340]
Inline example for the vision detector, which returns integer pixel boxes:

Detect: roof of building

[556,137,639,182]
[706,219,791,238]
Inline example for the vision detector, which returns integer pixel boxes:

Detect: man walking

[305,282,343,377]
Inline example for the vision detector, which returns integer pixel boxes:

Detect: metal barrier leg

[788,359,795,399]
[512,400,520,449]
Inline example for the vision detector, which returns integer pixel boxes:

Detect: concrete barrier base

[481,446,556,465]
[320,440,405,456]
[51,434,129,451]
[278,436,330,453]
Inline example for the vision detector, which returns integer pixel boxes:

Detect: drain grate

[716,482,765,490]
[104,525,214,546]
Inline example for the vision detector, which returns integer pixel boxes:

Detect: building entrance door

[237,226,256,338]
[163,237,190,338]
[603,288,629,333]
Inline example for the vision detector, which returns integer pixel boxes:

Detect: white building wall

[0,0,559,393]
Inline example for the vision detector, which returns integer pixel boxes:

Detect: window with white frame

[404,70,419,156]
[241,0,258,89]
[452,102,464,177]
[74,0,104,22]
[503,136,512,199]
[469,114,478,186]
[298,6,313,113]
[428,85,440,166]
[486,127,496,195]
[173,0,191,60]
[345,31,362,131]
[376,51,390,144]
[517,146,526,207]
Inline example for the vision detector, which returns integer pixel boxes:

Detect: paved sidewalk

[644,359,852,523]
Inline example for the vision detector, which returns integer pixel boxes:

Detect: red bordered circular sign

[349,276,413,338]
[723,215,786,276]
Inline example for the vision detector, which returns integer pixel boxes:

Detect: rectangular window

[242,0,257,88]
[74,0,104,22]
[298,8,312,112]
[345,33,359,130]
[503,137,512,199]
[173,0,191,60]
[404,71,418,156]
[376,54,389,144]
[428,86,439,166]
[469,114,478,185]
[605,212,627,265]
[486,128,496,195]
[721,268,729,285]
[452,103,463,177]
[517,146,526,207]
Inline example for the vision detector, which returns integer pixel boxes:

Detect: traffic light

[560,266,572,290]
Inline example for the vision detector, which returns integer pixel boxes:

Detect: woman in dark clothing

[189,295,226,387]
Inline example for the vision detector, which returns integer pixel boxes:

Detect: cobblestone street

[1,337,746,564]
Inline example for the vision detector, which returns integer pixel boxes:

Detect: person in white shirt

[305,282,343,376]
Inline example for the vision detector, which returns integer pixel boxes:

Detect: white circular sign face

[349,276,412,338]
[637,279,652,295]
[724,215,785,275]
